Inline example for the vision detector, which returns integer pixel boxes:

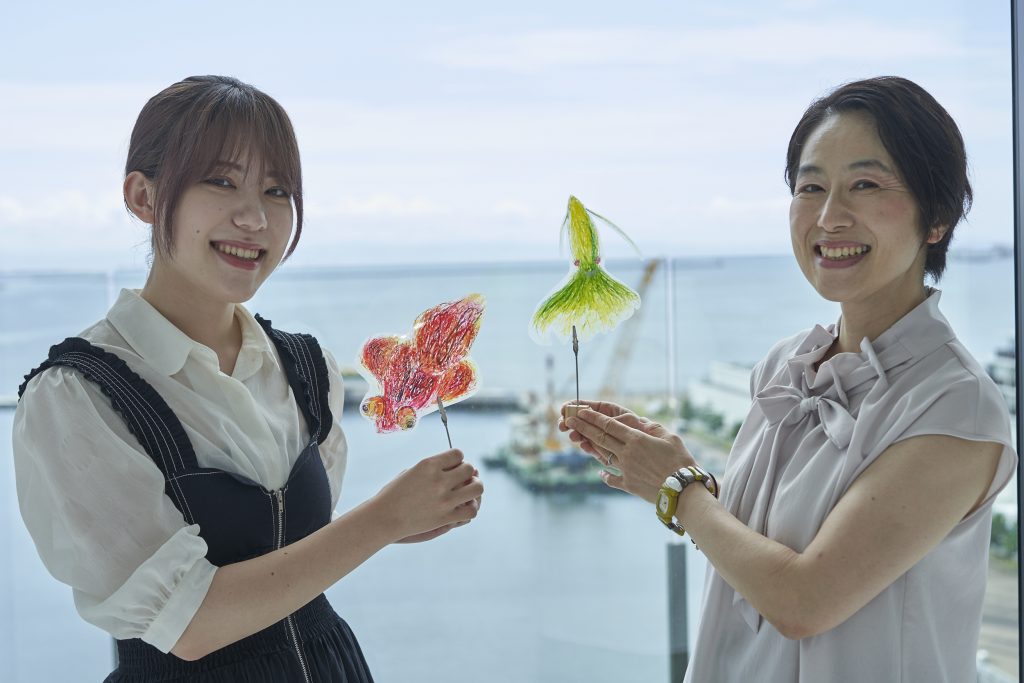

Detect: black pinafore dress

[19,315,375,683]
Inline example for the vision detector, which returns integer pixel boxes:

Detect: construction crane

[597,258,661,400]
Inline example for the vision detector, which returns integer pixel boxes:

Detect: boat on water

[484,260,655,493]
[482,396,615,494]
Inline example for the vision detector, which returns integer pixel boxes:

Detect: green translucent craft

[530,195,641,344]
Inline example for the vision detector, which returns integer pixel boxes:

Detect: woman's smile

[814,241,872,269]
[211,240,268,271]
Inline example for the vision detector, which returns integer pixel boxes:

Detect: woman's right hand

[373,449,484,544]
[558,399,694,503]
[557,399,634,456]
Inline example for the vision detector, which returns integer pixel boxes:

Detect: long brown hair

[125,75,303,260]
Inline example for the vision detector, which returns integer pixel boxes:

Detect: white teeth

[215,243,261,260]
[820,245,867,260]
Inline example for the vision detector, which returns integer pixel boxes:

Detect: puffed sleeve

[319,348,349,513]
[13,369,217,653]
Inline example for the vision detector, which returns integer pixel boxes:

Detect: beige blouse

[13,289,348,653]
[684,289,1017,683]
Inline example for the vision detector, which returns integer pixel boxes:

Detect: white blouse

[12,288,348,654]
[684,289,1017,683]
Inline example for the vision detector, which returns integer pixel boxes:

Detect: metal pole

[667,541,689,681]
[1011,1,1024,680]
[666,257,678,414]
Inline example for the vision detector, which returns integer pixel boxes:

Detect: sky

[0,0,1013,271]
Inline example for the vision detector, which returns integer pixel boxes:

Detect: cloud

[704,196,790,218]
[0,82,157,152]
[0,8,1010,274]
[0,190,129,226]
[306,193,449,219]
[428,22,965,72]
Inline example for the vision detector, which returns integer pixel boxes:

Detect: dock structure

[1,389,526,412]
[339,385,524,412]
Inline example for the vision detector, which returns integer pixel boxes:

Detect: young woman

[13,75,484,682]
[561,77,1017,682]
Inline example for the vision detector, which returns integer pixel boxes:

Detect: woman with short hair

[562,76,1017,682]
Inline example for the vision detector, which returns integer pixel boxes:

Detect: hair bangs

[134,76,304,260]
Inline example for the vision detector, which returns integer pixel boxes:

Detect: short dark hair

[125,75,303,260]
[785,76,971,281]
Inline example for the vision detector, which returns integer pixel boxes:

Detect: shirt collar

[786,288,954,395]
[232,305,281,381]
[106,289,280,378]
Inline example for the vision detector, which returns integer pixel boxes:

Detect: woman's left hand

[563,404,696,503]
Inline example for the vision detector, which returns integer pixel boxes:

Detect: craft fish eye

[360,396,385,419]
[395,406,417,430]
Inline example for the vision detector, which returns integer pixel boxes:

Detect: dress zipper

[275,488,312,683]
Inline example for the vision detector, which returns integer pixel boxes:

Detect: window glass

[0,2,1016,681]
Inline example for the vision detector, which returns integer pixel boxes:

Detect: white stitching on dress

[278,333,322,445]
[62,353,196,525]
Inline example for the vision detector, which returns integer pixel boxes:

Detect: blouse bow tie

[732,385,857,632]
[755,384,856,450]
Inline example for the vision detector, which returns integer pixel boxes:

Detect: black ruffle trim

[18,337,198,476]
[254,315,334,445]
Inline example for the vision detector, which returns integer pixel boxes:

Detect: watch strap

[655,464,719,539]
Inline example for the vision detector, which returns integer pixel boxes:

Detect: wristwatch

[655,465,719,536]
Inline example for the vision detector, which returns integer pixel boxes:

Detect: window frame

[1012,0,1024,678]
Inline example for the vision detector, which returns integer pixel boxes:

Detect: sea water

[0,254,1014,681]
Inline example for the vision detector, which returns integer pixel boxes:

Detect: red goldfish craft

[357,294,486,433]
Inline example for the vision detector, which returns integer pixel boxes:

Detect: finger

[433,449,464,469]
[449,502,477,528]
[451,478,485,503]
[573,437,603,459]
[576,408,640,444]
[448,499,480,524]
[571,434,592,452]
[600,469,626,491]
[614,412,646,430]
[445,461,476,485]
[570,399,629,417]
[567,415,626,453]
[571,431,614,462]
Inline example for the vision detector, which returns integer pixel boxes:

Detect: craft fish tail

[530,264,640,343]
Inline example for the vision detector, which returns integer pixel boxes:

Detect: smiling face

[789,111,944,310]
[150,147,294,306]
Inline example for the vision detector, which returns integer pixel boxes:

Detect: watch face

[658,493,670,514]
